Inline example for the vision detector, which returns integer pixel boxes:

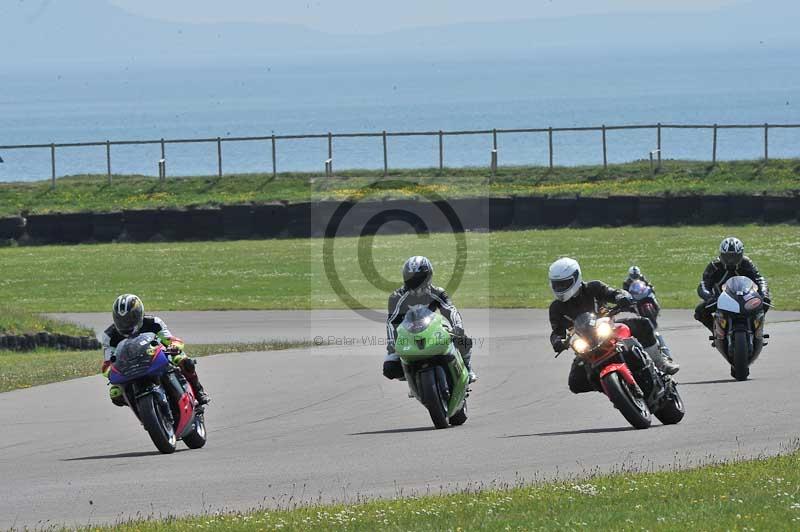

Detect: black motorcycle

[700,276,769,381]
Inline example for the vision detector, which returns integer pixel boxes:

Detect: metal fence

[1,122,798,188]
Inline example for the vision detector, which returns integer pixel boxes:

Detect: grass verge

[0,305,93,336]
[0,341,309,393]
[1,225,797,312]
[97,449,800,531]
[1,159,798,216]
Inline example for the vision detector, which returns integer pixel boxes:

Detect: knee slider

[181,357,197,373]
[383,360,404,380]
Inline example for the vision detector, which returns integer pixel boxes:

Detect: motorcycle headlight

[596,321,613,339]
[572,336,590,354]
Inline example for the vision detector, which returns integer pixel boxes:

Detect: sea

[1,48,799,182]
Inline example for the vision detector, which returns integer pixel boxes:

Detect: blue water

[1,49,799,181]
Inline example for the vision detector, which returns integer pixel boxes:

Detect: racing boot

[462,351,477,383]
[654,332,680,374]
[646,342,679,375]
[178,357,211,405]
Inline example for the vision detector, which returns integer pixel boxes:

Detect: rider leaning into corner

[548,258,680,394]
[100,294,211,407]
[383,256,477,383]
[694,237,771,332]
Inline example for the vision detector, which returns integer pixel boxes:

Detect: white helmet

[628,265,641,279]
[549,258,583,302]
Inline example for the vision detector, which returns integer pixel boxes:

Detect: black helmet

[402,256,433,292]
[719,237,744,269]
[112,294,144,337]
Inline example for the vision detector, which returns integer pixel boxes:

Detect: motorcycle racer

[383,256,477,383]
[100,294,211,407]
[694,237,771,332]
[548,258,679,393]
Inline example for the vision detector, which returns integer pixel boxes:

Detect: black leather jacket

[386,285,464,354]
[698,256,769,299]
[548,281,623,350]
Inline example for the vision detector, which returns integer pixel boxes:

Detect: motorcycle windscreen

[628,280,650,301]
[716,292,741,314]
[401,306,436,334]
[723,276,756,297]
[109,333,160,384]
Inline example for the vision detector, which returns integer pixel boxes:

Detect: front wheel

[603,371,651,430]
[183,413,207,449]
[732,331,750,381]
[137,394,177,454]
[419,367,449,429]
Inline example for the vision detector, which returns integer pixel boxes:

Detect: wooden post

[106,140,112,184]
[764,123,769,162]
[656,123,662,170]
[160,138,165,160]
[382,130,388,177]
[548,127,553,169]
[712,124,718,165]
[438,130,444,170]
[50,143,56,188]
[271,135,277,178]
[217,137,223,178]
[602,124,607,169]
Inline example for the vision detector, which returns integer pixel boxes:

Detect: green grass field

[1,225,796,313]
[95,449,800,531]
[0,341,307,393]
[1,159,798,216]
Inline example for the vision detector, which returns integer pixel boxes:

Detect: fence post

[217,137,223,178]
[271,135,277,178]
[764,123,769,162]
[160,138,166,180]
[382,130,388,177]
[548,127,554,169]
[602,124,607,169]
[656,123,662,171]
[491,128,498,178]
[712,124,718,165]
[327,132,333,175]
[50,143,56,188]
[438,130,444,170]
[106,140,112,184]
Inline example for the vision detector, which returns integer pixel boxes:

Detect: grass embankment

[1,225,797,312]
[98,450,800,531]
[0,341,308,393]
[0,305,92,336]
[1,159,798,216]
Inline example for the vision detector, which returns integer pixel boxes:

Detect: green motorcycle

[396,306,470,429]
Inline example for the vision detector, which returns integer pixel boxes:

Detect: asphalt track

[3,309,800,529]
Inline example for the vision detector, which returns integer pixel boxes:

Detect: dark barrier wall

[0,333,101,351]
[2,195,798,245]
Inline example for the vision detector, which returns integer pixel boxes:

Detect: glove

[615,292,634,308]
[697,284,713,301]
[762,294,772,306]
[552,337,568,353]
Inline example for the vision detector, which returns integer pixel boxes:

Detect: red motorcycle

[560,306,685,429]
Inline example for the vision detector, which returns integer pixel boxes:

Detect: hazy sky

[108,0,743,34]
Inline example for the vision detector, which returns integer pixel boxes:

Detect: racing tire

[449,401,468,426]
[138,394,177,454]
[732,331,750,381]
[419,367,449,429]
[183,413,208,449]
[654,385,685,425]
[603,371,652,430]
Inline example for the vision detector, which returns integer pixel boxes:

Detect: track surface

[3,309,800,529]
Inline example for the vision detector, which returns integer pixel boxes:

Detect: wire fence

[0,122,798,188]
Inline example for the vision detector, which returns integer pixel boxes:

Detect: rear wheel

[732,331,750,381]
[138,394,177,454]
[419,368,449,429]
[449,401,468,426]
[603,372,651,429]
[183,413,207,449]
[655,384,685,425]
